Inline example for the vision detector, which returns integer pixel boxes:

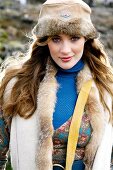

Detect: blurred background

[0,0,113,66]
[0,0,113,64]
[0,0,113,169]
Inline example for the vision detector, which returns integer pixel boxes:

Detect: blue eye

[71,36,80,41]
[51,36,61,43]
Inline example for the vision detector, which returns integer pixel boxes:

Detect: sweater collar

[57,59,84,76]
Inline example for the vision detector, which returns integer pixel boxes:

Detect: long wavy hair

[0,36,113,122]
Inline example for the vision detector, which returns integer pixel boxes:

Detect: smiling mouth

[60,56,72,62]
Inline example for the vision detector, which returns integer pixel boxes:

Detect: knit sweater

[53,59,84,130]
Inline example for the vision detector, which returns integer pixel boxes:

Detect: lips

[60,56,72,62]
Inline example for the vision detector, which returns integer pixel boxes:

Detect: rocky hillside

[0,1,113,65]
[92,7,113,64]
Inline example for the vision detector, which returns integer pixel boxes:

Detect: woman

[0,0,113,170]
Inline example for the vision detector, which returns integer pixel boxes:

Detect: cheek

[48,44,58,57]
[49,49,57,60]
[73,42,85,54]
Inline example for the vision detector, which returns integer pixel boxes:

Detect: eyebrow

[52,35,61,38]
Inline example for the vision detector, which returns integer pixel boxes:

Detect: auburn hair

[0,37,113,122]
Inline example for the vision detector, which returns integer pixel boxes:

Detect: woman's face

[48,34,85,69]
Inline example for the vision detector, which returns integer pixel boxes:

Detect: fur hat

[33,0,98,39]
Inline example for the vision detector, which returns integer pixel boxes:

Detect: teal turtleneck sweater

[53,59,84,130]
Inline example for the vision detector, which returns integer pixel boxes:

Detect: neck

[57,59,84,76]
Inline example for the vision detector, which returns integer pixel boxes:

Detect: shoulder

[3,77,18,103]
[77,63,98,94]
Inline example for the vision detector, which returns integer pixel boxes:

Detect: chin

[60,64,73,70]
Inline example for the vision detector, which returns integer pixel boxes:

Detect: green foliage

[6,156,12,170]
[0,29,8,43]
[6,162,12,170]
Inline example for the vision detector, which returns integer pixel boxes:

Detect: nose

[60,41,71,55]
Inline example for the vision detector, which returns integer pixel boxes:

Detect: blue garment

[53,59,84,130]
[53,160,85,170]
[0,109,10,168]
[72,160,85,170]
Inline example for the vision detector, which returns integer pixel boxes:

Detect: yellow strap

[65,79,93,170]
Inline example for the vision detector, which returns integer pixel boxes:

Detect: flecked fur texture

[77,65,106,169]
[36,61,58,169]
[33,0,98,39]
[34,18,98,39]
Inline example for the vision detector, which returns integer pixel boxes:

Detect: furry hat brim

[33,1,99,39]
[33,17,98,39]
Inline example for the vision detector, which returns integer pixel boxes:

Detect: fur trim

[34,18,98,39]
[36,59,58,169]
[77,64,107,170]
[33,1,98,39]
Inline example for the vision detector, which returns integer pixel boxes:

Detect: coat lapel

[77,64,108,170]
[36,59,58,169]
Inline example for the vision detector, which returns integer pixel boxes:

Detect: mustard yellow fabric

[65,80,93,170]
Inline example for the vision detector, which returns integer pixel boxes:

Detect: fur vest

[3,62,113,170]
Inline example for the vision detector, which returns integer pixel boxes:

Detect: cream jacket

[4,62,113,170]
